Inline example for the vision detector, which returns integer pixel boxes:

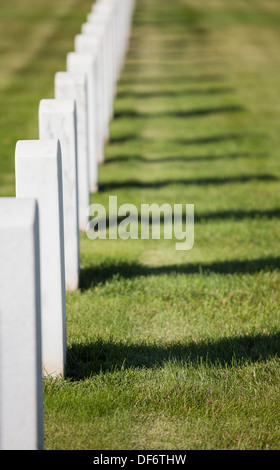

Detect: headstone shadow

[66,331,280,380]
[80,256,280,291]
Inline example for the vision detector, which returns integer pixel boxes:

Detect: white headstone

[90,0,121,81]
[81,22,111,140]
[67,52,99,192]
[0,198,44,450]
[15,140,67,377]
[39,99,80,291]
[87,10,117,105]
[74,34,105,163]
[91,0,134,78]
[55,72,90,232]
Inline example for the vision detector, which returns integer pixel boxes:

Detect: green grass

[1,0,280,450]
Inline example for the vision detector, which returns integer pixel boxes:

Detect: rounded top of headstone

[92,0,116,14]
[81,22,106,34]
[55,71,86,86]
[15,139,61,160]
[39,99,76,115]
[0,197,38,228]
[67,51,95,68]
[74,34,101,52]
[87,11,111,23]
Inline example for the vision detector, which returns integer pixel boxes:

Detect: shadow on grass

[195,207,280,222]
[118,73,227,86]
[104,152,266,165]
[116,87,235,99]
[87,208,280,232]
[99,174,278,192]
[79,256,280,291]
[66,332,280,380]
[113,105,245,120]
[109,132,262,145]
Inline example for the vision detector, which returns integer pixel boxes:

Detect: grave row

[0,0,135,450]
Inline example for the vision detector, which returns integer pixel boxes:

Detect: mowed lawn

[1,0,280,450]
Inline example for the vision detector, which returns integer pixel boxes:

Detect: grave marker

[55,72,90,232]
[15,140,67,377]
[87,10,117,105]
[81,22,111,139]
[74,34,106,163]
[0,198,44,450]
[67,52,99,192]
[39,99,80,291]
